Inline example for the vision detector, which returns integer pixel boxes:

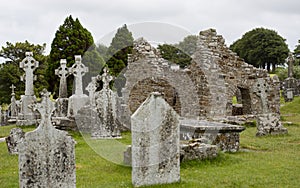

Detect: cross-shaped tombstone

[19,89,76,187]
[55,59,70,98]
[19,52,39,96]
[287,52,294,78]
[69,55,88,95]
[35,89,55,125]
[10,84,18,118]
[85,76,99,106]
[253,78,269,113]
[100,67,113,90]
[10,84,16,95]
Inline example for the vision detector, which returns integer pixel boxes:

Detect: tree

[294,40,300,65]
[106,24,134,76]
[0,41,48,104]
[47,15,94,97]
[96,43,109,61]
[174,35,198,56]
[230,28,289,72]
[158,44,192,68]
[82,44,105,93]
[275,66,300,81]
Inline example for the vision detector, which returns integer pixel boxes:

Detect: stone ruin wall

[119,38,201,127]
[192,29,281,118]
[119,29,281,127]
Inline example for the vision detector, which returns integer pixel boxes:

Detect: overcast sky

[1,0,300,57]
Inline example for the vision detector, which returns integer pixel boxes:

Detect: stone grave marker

[17,52,39,125]
[85,76,98,107]
[67,55,89,117]
[9,84,18,122]
[131,92,180,187]
[19,89,76,187]
[91,67,121,138]
[55,59,70,117]
[5,128,25,154]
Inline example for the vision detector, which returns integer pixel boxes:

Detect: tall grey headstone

[17,52,39,125]
[19,89,76,188]
[131,92,180,187]
[55,59,70,117]
[91,68,121,138]
[85,76,98,107]
[253,78,269,114]
[287,52,294,78]
[9,84,18,122]
[68,55,89,117]
[55,59,70,98]
[20,52,39,96]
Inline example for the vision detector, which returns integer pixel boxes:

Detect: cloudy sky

[1,0,300,56]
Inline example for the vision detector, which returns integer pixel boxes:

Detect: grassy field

[0,98,300,187]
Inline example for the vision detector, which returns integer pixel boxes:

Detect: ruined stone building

[118,28,281,127]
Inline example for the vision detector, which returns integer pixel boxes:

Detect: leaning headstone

[5,128,25,154]
[17,52,39,125]
[67,55,89,117]
[256,113,288,136]
[131,92,180,187]
[55,59,70,117]
[19,89,76,187]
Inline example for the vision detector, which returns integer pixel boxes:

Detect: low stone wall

[180,139,218,162]
[123,140,218,166]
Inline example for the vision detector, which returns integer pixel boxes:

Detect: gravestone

[287,52,294,78]
[9,84,18,123]
[17,52,39,125]
[253,78,269,114]
[5,128,25,154]
[283,52,299,102]
[85,76,98,107]
[67,55,89,117]
[19,89,76,187]
[91,68,121,138]
[55,59,70,117]
[131,92,180,187]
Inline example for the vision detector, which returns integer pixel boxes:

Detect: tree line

[0,15,299,105]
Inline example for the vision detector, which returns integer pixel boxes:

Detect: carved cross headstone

[287,52,294,78]
[85,76,98,106]
[19,89,76,187]
[55,59,70,98]
[100,67,113,90]
[69,55,88,95]
[10,84,16,95]
[19,52,39,96]
[10,84,18,118]
[253,78,269,113]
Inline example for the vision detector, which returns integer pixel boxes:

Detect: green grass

[281,96,300,123]
[2,125,299,187]
[1,98,300,187]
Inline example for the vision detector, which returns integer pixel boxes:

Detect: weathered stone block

[256,113,288,136]
[5,128,25,154]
